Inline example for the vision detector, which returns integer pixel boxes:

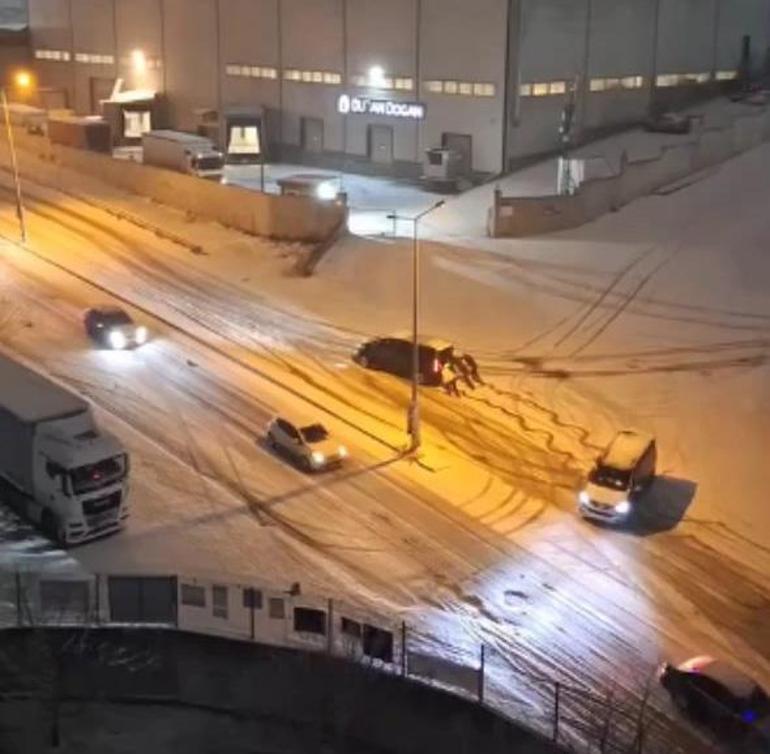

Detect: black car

[353,335,454,386]
[84,307,148,350]
[659,656,770,748]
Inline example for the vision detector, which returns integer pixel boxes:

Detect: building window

[268,597,285,619]
[590,76,643,92]
[293,607,327,635]
[284,68,341,85]
[532,82,550,96]
[34,49,71,62]
[394,77,413,91]
[212,585,228,619]
[243,588,263,609]
[715,70,737,81]
[75,52,115,65]
[473,82,495,97]
[180,583,206,608]
[341,617,362,638]
[227,63,278,80]
[425,79,496,97]
[656,72,711,88]
[621,75,643,89]
[519,83,532,97]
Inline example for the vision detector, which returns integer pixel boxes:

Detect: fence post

[14,571,21,626]
[94,573,100,624]
[553,681,561,742]
[249,588,255,641]
[478,644,485,704]
[401,622,407,677]
[327,598,334,655]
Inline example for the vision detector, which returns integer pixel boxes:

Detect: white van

[579,430,656,523]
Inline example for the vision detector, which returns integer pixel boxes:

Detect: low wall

[0,628,561,754]
[7,128,347,245]
[489,104,770,238]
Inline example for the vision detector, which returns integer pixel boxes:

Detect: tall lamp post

[388,199,445,453]
[1,70,32,244]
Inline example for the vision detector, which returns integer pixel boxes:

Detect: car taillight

[433,358,440,373]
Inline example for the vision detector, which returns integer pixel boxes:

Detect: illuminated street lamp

[388,200,446,453]
[1,70,32,243]
[131,49,148,76]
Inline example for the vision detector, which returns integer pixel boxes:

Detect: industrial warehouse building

[25,0,770,178]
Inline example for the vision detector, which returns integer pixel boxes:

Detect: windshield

[589,465,630,490]
[101,310,133,327]
[301,424,329,443]
[194,155,224,171]
[69,455,127,495]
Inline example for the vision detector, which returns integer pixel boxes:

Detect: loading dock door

[368,125,394,164]
[442,132,472,176]
[301,117,324,153]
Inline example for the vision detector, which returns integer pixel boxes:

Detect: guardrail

[0,568,717,754]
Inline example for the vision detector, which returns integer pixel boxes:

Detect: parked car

[84,307,148,350]
[578,430,656,524]
[265,417,347,472]
[643,112,692,134]
[353,334,455,386]
[659,656,770,748]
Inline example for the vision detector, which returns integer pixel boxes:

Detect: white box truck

[0,354,130,546]
[142,129,224,180]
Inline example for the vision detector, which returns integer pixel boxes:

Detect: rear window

[301,424,328,443]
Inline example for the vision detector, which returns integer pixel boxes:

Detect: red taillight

[433,358,440,373]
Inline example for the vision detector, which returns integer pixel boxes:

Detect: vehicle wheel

[265,434,276,450]
[358,355,369,368]
[41,510,67,548]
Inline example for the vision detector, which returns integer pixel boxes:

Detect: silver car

[265,417,348,472]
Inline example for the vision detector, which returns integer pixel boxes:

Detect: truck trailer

[142,130,224,180]
[0,354,130,546]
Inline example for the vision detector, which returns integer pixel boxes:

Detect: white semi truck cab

[142,129,225,180]
[0,355,130,546]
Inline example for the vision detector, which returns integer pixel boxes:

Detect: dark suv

[353,335,454,386]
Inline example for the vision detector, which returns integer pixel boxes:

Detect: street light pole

[400,199,445,453]
[1,86,27,244]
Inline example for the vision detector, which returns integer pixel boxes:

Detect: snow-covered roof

[602,430,654,471]
[0,354,88,423]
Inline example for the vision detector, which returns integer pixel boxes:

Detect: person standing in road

[452,356,474,389]
[441,363,461,397]
[462,353,483,385]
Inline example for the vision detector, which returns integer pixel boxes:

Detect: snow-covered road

[0,141,768,751]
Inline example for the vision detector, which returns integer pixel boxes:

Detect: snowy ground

[0,128,768,751]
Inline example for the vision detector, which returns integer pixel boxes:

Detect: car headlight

[108,330,127,350]
[135,326,148,344]
[614,500,631,515]
[578,491,590,505]
[311,451,326,466]
[338,445,348,458]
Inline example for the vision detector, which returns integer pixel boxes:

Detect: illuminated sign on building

[337,94,426,120]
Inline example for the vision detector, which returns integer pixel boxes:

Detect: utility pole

[1,85,27,243]
[388,200,445,453]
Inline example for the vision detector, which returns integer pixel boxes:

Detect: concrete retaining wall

[490,105,770,237]
[7,129,347,244]
[0,628,562,754]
